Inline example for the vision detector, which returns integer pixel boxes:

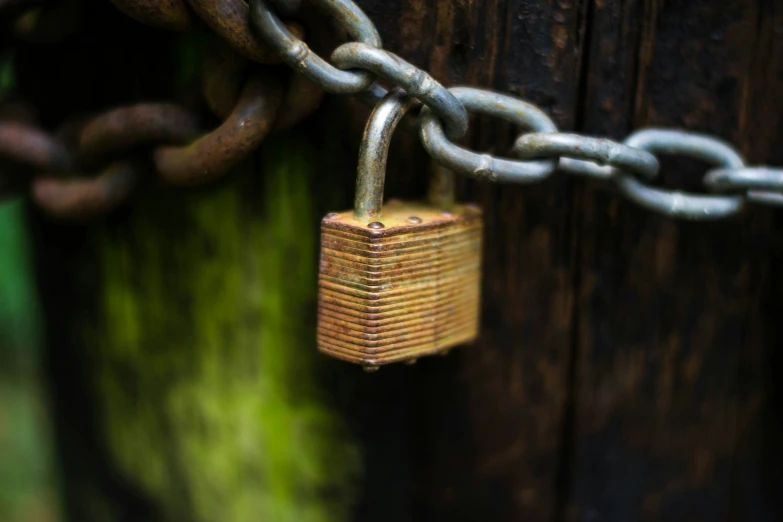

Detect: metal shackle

[354,88,418,221]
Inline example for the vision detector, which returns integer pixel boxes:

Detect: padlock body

[317,200,482,367]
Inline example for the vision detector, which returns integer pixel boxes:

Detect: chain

[249,0,783,220]
[1,0,782,220]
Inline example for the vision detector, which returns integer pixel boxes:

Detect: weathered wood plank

[22,1,783,521]
[357,1,590,520]
[572,1,783,521]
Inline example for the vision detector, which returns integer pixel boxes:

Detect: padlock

[317,89,483,370]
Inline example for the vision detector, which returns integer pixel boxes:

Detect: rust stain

[317,201,483,368]
[551,24,568,50]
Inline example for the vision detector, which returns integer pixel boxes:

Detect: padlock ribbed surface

[317,201,483,367]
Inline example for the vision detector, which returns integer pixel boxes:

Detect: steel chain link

[0,0,782,221]
[419,87,557,183]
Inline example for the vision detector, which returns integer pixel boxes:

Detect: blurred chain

[155,73,283,185]
[1,0,782,221]
[108,0,196,31]
[0,0,325,217]
[0,122,72,172]
[246,0,783,221]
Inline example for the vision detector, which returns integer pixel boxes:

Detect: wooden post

[25,1,783,521]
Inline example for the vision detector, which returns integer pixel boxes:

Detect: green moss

[91,137,360,522]
[0,203,61,521]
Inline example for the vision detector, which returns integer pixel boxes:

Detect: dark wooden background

[343,2,783,521]
[24,0,783,521]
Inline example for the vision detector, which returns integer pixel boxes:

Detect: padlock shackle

[354,88,419,221]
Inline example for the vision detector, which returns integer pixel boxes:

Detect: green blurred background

[0,51,62,522]
[0,202,62,521]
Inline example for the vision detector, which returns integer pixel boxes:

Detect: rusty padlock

[317,89,483,371]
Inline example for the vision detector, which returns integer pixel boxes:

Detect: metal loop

[704,166,783,211]
[354,83,419,132]
[250,0,381,93]
[704,166,783,192]
[32,161,139,219]
[355,88,419,221]
[78,103,201,160]
[331,43,468,140]
[154,73,284,185]
[513,133,660,180]
[613,129,746,220]
[0,122,72,172]
[744,191,783,208]
[419,87,557,182]
[557,158,615,180]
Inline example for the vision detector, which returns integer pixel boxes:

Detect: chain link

[743,191,783,208]
[155,73,284,185]
[513,133,660,180]
[250,0,380,93]
[331,43,469,140]
[612,129,746,220]
[705,166,783,192]
[705,166,783,209]
[0,122,72,172]
[32,160,140,219]
[78,104,201,161]
[1,0,782,220]
[420,87,557,183]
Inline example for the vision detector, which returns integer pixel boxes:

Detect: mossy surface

[90,137,360,522]
[0,52,61,522]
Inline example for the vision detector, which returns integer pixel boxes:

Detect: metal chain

[247,0,782,221]
[420,87,557,183]
[1,0,782,220]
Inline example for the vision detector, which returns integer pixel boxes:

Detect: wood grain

[357,1,783,521]
[350,1,590,520]
[20,0,783,521]
[574,1,783,521]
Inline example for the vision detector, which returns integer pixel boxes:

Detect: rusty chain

[0,0,324,218]
[1,0,782,220]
